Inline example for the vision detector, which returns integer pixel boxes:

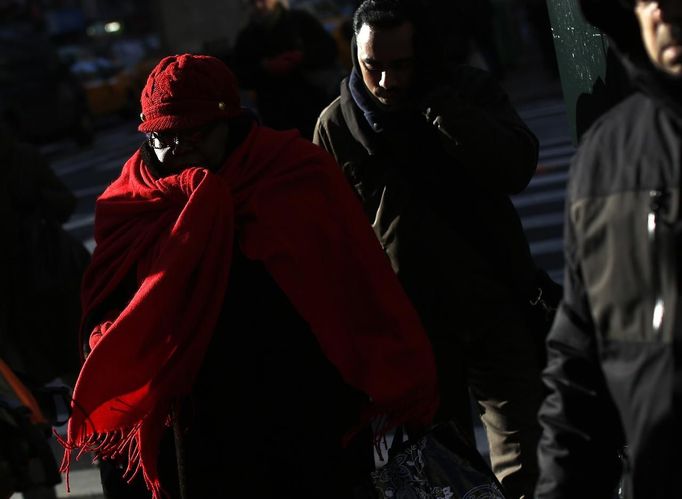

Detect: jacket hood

[580,0,682,113]
[579,0,648,68]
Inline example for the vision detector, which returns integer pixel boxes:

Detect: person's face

[251,0,279,17]
[635,0,682,76]
[148,121,230,173]
[356,21,416,108]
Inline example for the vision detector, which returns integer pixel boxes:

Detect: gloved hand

[417,85,464,146]
[262,50,304,76]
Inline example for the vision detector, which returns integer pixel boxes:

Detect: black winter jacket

[2,126,82,384]
[314,62,541,420]
[314,64,540,303]
[536,1,682,498]
[232,3,339,137]
[232,4,338,89]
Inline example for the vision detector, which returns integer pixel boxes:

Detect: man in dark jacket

[536,1,682,498]
[232,0,342,139]
[313,1,547,497]
[59,53,439,499]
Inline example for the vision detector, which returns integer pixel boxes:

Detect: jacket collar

[579,0,682,117]
[629,59,682,118]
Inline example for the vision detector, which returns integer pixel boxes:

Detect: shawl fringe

[57,420,163,498]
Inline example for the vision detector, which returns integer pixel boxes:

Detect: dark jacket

[233,3,340,137]
[233,4,338,88]
[99,247,372,499]
[536,1,682,498]
[314,59,540,419]
[2,125,83,385]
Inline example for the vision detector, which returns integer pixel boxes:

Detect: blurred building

[152,0,248,57]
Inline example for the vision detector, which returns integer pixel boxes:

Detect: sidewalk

[9,466,104,499]
[9,436,104,499]
[53,436,104,499]
[55,468,104,499]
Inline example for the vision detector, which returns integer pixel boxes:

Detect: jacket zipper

[648,190,669,337]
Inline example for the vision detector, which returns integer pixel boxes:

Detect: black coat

[314,63,541,424]
[536,1,682,497]
[2,128,83,385]
[232,4,340,138]
[165,248,372,498]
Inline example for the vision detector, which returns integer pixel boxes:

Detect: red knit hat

[138,54,242,133]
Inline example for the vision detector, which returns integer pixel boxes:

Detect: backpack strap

[0,358,46,425]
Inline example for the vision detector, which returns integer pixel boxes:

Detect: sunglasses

[146,124,214,150]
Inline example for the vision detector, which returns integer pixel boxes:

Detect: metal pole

[544,0,631,143]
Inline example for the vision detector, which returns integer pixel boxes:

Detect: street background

[5,0,575,497]
[37,31,571,499]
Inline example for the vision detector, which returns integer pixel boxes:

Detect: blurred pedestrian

[59,53,439,499]
[0,118,86,499]
[313,1,549,497]
[536,0,682,498]
[0,120,85,388]
[232,0,342,139]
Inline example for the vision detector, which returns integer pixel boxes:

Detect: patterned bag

[369,421,507,499]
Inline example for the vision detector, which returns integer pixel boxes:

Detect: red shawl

[60,125,438,497]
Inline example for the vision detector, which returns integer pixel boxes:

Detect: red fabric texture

[138,54,242,133]
[61,125,439,498]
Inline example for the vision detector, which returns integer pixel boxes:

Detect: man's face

[635,0,682,76]
[251,0,279,17]
[148,121,230,173]
[356,21,416,108]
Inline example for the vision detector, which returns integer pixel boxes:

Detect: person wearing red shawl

[58,53,439,499]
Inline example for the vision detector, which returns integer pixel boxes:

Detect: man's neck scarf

[348,68,421,134]
[60,125,438,498]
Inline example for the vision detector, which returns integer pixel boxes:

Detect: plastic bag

[369,421,507,499]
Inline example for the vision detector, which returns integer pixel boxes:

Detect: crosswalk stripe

[537,157,571,170]
[512,188,565,208]
[519,101,568,120]
[521,212,564,230]
[73,185,108,198]
[529,237,564,256]
[538,136,574,148]
[63,214,95,231]
[539,143,575,160]
[527,170,570,189]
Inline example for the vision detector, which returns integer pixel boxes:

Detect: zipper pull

[648,189,669,335]
[648,190,669,236]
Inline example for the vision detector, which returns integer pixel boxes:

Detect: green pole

[545,0,608,144]
[545,0,632,144]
